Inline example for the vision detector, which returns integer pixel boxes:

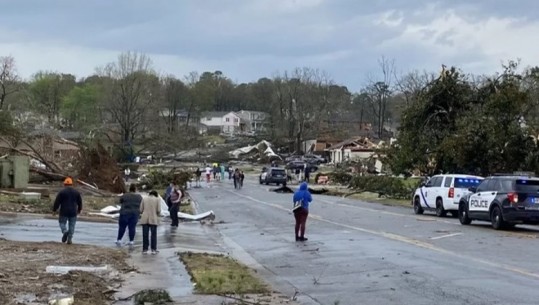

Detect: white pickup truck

[412,174,484,217]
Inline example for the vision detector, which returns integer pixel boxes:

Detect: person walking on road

[293,182,312,242]
[164,181,174,208]
[140,190,161,255]
[195,168,202,188]
[124,167,131,182]
[220,164,225,181]
[52,177,82,245]
[233,168,241,189]
[169,184,182,227]
[116,184,142,247]
[205,165,212,184]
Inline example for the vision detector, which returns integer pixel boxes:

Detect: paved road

[189,177,539,305]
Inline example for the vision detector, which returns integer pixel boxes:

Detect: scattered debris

[0,240,130,305]
[271,186,294,193]
[229,140,281,161]
[48,296,74,305]
[45,265,109,275]
[270,186,328,195]
[89,195,216,222]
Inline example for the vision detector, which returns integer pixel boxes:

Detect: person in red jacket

[52,177,82,244]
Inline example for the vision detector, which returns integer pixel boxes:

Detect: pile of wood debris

[0,134,125,194]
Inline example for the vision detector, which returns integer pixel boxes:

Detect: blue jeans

[59,216,77,238]
[117,213,138,242]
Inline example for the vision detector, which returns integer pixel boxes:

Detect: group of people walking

[194,164,245,189]
[53,177,177,254]
[114,183,164,254]
[52,167,314,254]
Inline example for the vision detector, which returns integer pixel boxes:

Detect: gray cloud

[0,0,538,90]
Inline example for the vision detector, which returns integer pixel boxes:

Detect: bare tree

[364,56,396,139]
[160,76,191,133]
[272,67,345,151]
[395,70,435,105]
[99,52,158,148]
[183,71,201,127]
[0,56,20,110]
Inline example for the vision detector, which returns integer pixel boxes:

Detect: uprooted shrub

[140,169,193,190]
[349,176,421,199]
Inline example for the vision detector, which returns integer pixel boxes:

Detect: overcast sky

[1,0,538,91]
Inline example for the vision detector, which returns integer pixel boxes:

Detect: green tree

[448,62,537,175]
[61,84,101,132]
[28,72,76,126]
[386,67,474,175]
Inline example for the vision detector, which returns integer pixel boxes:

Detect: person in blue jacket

[292,182,312,241]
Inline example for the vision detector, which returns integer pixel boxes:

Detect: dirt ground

[0,193,118,217]
[0,239,132,305]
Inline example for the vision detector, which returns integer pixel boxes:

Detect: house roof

[235,112,250,121]
[201,111,228,118]
[325,136,379,151]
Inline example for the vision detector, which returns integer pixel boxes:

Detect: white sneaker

[142,250,148,255]
[115,240,122,246]
[127,241,134,246]
[151,250,159,255]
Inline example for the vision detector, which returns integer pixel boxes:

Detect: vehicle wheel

[413,196,424,215]
[491,206,506,230]
[259,178,262,185]
[265,181,269,185]
[458,202,472,225]
[435,198,447,217]
[450,211,458,218]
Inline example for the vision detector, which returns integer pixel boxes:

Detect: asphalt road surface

[189,177,539,305]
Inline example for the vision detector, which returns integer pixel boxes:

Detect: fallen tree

[1,135,125,194]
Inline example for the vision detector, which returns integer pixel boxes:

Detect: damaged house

[325,136,392,173]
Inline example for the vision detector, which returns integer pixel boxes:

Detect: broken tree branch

[19,137,63,173]
[0,136,63,174]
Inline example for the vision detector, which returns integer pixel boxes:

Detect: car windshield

[454,178,483,188]
[514,179,539,193]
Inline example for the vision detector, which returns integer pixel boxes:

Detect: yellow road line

[222,189,539,280]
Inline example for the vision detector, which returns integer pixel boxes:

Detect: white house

[199,110,268,136]
[200,111,228,127]
[236,110,267,132]
[222,112,241,134]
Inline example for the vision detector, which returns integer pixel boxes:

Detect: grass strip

[179,252,269,295]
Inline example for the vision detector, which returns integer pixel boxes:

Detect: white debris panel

[88,195,215,221]
[229,140,281,159]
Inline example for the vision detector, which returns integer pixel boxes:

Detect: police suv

[413,174,483,217]
[458,173,539,230]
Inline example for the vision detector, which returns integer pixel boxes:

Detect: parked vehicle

[285,161,318,173]
[303,154,326,165]
[458,173,539,230]
[412,174,484,217]
[259,167,287,186]
[285,155,303,162]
